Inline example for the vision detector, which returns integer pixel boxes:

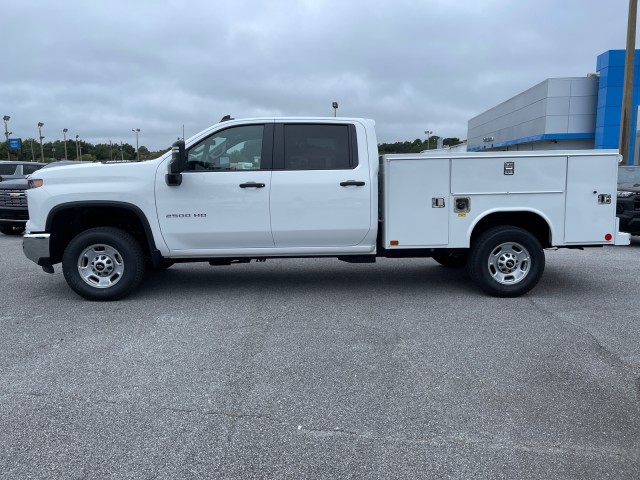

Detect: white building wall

[467,77,598,151]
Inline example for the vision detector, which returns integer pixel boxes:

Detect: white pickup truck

[23,117,629,300]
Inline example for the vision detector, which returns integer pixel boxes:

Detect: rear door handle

[239,182,266,188]
[340,181,365,187]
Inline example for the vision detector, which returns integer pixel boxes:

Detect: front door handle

[239,182,266,188]
[340,181,365,187]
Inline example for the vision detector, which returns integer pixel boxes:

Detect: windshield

[618,166,640,185]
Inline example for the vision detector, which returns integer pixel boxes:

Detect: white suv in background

[0,161,46,181]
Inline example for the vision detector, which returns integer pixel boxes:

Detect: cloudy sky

[2,0,635,150]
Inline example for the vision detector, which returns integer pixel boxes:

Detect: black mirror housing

[170,140,186,173]
[166,140,186,186]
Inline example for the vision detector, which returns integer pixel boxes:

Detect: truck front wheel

[62,227,145,301]
[469,226,544,297]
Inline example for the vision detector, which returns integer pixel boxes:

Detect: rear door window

[281,124,357,170]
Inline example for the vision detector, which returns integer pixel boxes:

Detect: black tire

[432,250,468,268]
[0,225,25,235]
[62,227,145,301]
[468,226,544,297]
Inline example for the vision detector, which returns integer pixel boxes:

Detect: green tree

[443,137,461,147]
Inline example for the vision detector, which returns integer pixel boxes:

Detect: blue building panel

[596,49,640,163]
[596,107,621,128]
[598,66,624,87]
[599,86,623,108]
[601,106,621,127]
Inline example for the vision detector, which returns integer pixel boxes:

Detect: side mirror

[166,140,186,186]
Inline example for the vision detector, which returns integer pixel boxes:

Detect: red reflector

[605,233,613,241]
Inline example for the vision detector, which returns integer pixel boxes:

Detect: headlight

[28,179,43,189]
[617,190,634,198]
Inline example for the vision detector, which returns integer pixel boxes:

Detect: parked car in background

[0,161,87,235]
[0,177,29,235]
[0,161,45,181]
[617,166,640,236]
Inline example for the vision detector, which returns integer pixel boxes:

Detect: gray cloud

[2,0,630,150]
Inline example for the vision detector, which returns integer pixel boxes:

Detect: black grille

[0,189,27,207]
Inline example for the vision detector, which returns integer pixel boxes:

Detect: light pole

[620,0,638,164]
[424,130,433,150]
[75,135,80,160]
[109,140,113,160]
[332,102,338,117]
[3,115,10,161]
[51,146,56,161]
[63,128,68,160]
[37,122,45,162]
[120,142,124,161]
[132,128,140,161]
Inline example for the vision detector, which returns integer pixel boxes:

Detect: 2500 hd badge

[166,213,207,218]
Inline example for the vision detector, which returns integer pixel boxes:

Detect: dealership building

[467,50,640,165]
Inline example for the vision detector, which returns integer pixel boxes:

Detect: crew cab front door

[155,123,274,252]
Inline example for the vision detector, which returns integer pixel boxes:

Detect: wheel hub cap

[78,244,124,288]
[488,242,530,285]
[91,255,114,275]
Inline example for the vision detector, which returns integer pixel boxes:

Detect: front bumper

[618,212,640,235]
[0,206,28,226]
[23,233,54,273]
[617,195,640,235]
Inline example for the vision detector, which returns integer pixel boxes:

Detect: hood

[618,182,640,193]
[0,177,28,189]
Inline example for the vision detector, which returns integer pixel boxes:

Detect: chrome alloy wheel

[77,244,125,288]
[487,241,531,285]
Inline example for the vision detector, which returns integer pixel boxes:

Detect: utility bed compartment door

[564,155,617,243]
[383,157,449,247]
[450,156,567,193]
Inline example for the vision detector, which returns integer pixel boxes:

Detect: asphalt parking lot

[0,234,639,479]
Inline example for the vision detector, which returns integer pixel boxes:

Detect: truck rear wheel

[469,226,544,297]
[62,227,145,301]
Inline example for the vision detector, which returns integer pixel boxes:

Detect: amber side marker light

[390,240,399,246]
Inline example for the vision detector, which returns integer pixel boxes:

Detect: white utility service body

[381,150,623,249]
[22,117,629,301]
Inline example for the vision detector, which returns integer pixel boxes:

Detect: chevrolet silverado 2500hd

[23,117,630,300]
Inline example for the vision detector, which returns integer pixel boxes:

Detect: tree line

[378,136,462,154]
[0,138,169,163]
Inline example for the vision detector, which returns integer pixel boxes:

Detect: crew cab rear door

[269,122,371,247]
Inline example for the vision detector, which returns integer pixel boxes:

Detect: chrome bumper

[23,233,54,273]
